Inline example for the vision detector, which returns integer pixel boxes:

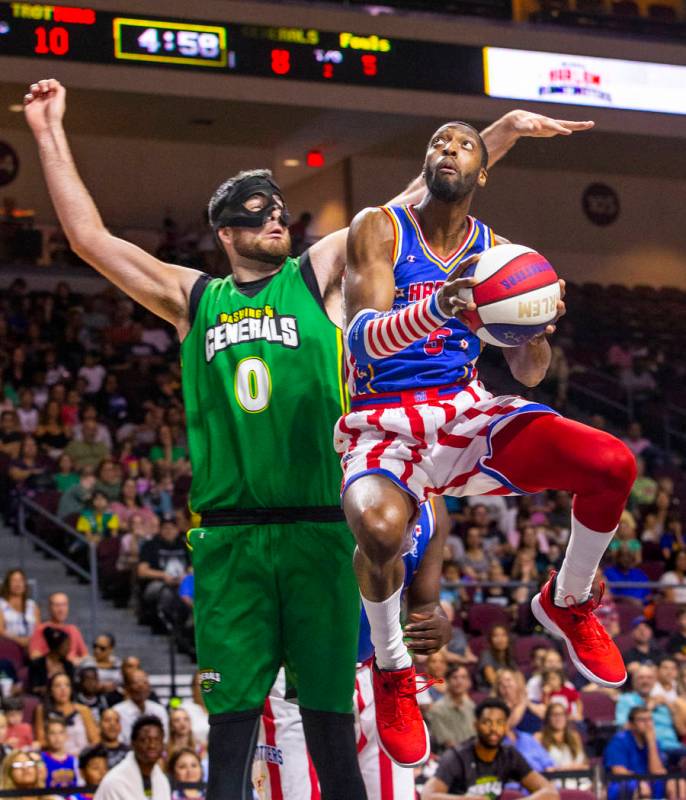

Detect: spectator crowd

[1,276,686,797]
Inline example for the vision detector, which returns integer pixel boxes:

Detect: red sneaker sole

[375,719,431,768]
[531,593,626,689]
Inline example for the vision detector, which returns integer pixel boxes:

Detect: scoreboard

[0,2,485,95]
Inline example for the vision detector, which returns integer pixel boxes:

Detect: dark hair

[45,714,67,732]
[487,624,516,668]
[629,706,652,723]
[1,696,24,712]
[131,714,164,743]
[208,168,273,229]
[475,697,510,720]
[79,744,109,771]
[44,626,70,652]
[0,568,29,612]
[97,632,116,648]
[167,746,201,777]
[658,655,677,667]
[446,665,470,680]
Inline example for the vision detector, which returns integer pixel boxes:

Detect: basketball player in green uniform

[24,77,592,800]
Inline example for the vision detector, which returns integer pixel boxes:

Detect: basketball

[457,244,561,347]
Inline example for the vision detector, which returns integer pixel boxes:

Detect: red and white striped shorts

[334,379,556,504]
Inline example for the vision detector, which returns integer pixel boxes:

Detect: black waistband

[199,506,346,527]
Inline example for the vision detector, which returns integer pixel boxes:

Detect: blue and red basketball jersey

[347,204,495,398]
[357,499,437,663]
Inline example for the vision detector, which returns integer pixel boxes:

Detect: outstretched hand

[23,78,66,136]
[507,110,594,138]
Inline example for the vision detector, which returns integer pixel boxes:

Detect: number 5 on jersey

[234,357,272,413]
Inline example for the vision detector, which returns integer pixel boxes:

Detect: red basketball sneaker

[532,572,626,688]
[371,662,431,767]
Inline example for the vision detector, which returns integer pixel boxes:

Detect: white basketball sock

[361,585,412,671]
[555,514,616,606]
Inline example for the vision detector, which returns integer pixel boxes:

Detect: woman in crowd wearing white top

[535,702,591,790]
[0,569,40,649]
[660,550,686,604]
[179,672,209,748]
[35,672,99,755]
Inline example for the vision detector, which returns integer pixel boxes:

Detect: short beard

[233,234,291,266]
[425,163,478,203]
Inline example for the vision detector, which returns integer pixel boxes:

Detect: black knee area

[206,708,261,800]
[301,708,367,800]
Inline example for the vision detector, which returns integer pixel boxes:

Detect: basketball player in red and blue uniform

[337,121,636,768]
[255,499,449,800]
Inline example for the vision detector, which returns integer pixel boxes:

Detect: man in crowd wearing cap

[24,76,593,799]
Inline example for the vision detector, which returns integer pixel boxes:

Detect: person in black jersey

[422,698,559,800]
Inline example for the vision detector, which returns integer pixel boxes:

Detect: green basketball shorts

[187,520,360,716]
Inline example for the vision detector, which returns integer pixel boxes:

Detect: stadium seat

[613,633,634,653]
[640,541,662,561]
[582,691,616,724]
[514,635,552,669]
[21,694,39,725]
[559,791,596,800]
[0,636,25,670]
[467,603,510,633]
[617,602,641,633]
[641,560,666,581]
[468,635,489,659]
[654,602,686,634]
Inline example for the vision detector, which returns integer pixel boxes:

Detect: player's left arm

[403,498,453,655]
[502,279,566,387]
[308,111,593,317]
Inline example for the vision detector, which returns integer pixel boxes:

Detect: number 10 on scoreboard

[113,18,227,68]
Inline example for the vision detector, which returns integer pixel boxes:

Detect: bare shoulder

[493,232,511,245]
[349,205,394,239]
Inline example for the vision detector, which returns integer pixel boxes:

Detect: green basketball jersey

[180,256,349,513]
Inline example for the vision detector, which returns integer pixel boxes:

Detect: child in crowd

[68,745,109,800]
[42,717,77,789]
[3,697,36,749]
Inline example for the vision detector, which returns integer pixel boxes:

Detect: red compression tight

[486,413,637,533]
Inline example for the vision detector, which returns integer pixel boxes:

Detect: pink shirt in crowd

[29,622,89,662]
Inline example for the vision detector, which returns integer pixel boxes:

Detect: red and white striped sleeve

[346,294,449,361]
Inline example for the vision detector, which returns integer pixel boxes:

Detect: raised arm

[310,111,592,317]
[24,80,201,340]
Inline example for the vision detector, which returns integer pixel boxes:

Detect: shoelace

[563,582,613,647]
[378,672,442,731]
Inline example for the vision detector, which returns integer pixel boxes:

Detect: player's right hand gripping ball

[458,243,560,347]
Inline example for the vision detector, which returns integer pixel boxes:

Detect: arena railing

[0,771,685,797]
[16,495,99,644]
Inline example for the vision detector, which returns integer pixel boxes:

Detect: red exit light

[306,150,325,168]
